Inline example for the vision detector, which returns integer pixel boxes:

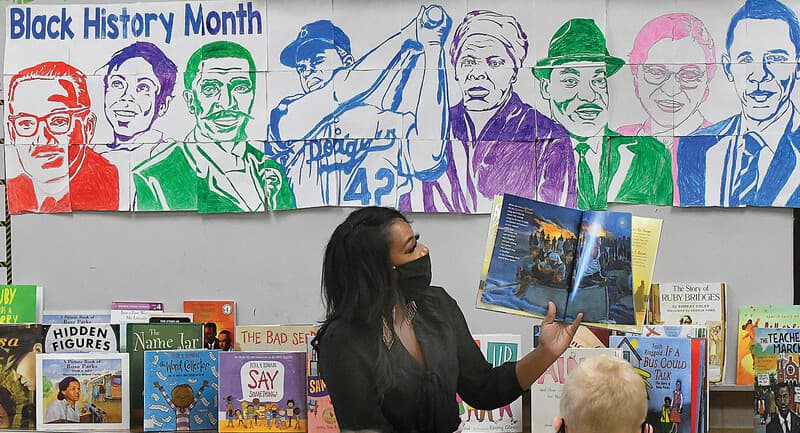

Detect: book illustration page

[566,211,633,325]
[479,195,582,320]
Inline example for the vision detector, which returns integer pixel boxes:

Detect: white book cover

[531,348,622,433]
[649,282,725,382]
[35,352,129,431]
[459,334,522,432]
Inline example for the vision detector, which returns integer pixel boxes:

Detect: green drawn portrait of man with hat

[534,18,672,210]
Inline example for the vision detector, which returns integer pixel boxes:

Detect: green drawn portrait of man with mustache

[132,41,295,212]
[535,19,672,210]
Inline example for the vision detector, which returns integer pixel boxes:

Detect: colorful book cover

[111,302,164,324]
[236,325,317,352]
[218,351,306,433]
[42,324,120,353]
[0,285,42,324]
[611,335,706,433]
[477,194,649,333]
[42,311,112,324]
[752,328,800,433]
[35,352,129,431]
[0,324,44,429]
[306,339,338,433]
[649,282,726,382]
[531,347,622,433]
[737,305,800,385]
[459,334,522,432]
[143,349,219,431]
[183,301,236,351]
[126,323,204,428]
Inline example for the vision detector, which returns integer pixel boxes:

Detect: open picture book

[477,194,661,333]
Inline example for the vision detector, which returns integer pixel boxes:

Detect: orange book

[183,300,236,351]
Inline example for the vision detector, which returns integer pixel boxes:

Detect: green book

[125,323,203,428]
[0,285,42,324]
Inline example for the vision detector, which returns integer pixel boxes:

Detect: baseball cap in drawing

[280,20,352,68]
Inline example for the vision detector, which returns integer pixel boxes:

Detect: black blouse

[316,286,523,433]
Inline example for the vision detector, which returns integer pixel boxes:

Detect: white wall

[10,204,793,385]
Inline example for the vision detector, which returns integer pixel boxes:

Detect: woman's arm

[515,302,582,389]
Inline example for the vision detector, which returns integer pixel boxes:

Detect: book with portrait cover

[306,339,338,433]
[0,324,45,429]
[737,305,800,385]
[531,347,622,433]
[42,324,120,353]
[235,325,317,352]
[182,301,236,351]
[0,285,42,324]
[458,334,522,432]
[477,194,660,333]
[34,352,129,431]
[648,282,726,383]
[611,335,707,433]
[751,327,800,433]
[218,351,306,432]
[126,323,203,428]
[143,349,218,431]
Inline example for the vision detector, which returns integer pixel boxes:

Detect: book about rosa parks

[35,352,129,431]
[611,335,707,433]
[477,194,660,333]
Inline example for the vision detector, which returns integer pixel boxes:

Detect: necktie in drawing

[730,132,765,206]
[575,141,596,209]
[786,417,791,433]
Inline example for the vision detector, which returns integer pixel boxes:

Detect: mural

[4,0,800,214]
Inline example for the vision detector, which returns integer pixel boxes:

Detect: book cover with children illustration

[143,349,218,431]
[218,351,306,432]
[737,305,800,385]
[611,335,706,433]
[478,194,642,332]
[34,352,129,431]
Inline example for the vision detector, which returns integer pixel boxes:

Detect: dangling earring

[404,300,418,326]
[381,317,393,350]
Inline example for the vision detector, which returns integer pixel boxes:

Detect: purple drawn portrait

[408,10,575,213]
[619,13,716,205]
[100,42,178,209]
[102,42,177,155]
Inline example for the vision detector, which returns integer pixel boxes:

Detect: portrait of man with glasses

[620,13,716,205]
[5,61,119,214]
[678,0,800,207]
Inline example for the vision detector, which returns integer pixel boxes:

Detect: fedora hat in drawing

[533,18,624,79]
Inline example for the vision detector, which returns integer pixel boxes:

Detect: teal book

[126,323,203,428]
[143,349,219,431]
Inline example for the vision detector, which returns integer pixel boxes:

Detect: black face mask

[394,254,432,291]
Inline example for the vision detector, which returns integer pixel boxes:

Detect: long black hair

[320,206,405,327]
[313,206,442,400]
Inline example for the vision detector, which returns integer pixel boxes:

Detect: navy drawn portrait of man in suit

[678,0,800,207]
